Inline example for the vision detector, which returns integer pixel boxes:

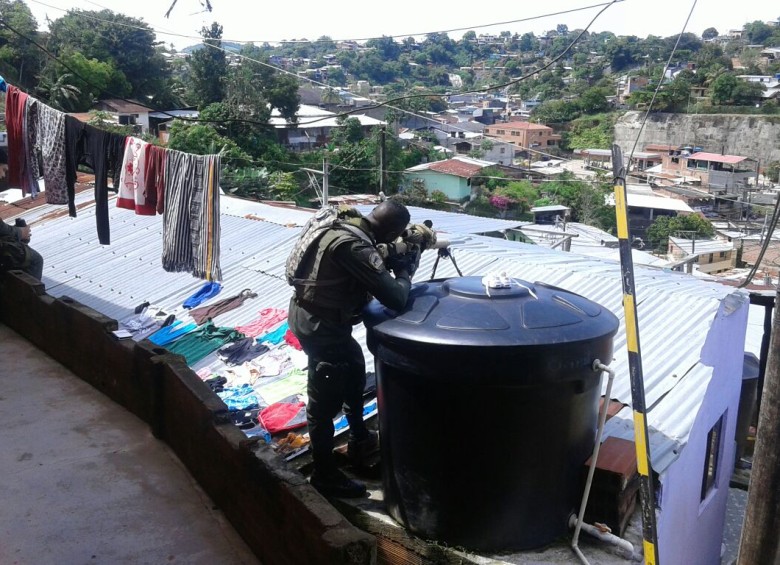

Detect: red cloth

[283,329,302,350]
[143,144,167,215]
[259,400,307,434]
[5,85,28,190]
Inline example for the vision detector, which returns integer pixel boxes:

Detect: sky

[23,0,780,51]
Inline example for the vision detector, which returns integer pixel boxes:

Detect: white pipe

[569,515,637,558]
[570,360,636,564]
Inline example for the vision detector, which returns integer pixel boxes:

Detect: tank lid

[363,276,619,348]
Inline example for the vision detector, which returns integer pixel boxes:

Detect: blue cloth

[148,321,197,346]
[258,321,289,345]
[0,76,6,93]
[218,384,261,412]
[183,282,222,309]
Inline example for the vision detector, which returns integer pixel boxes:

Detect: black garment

[217,337,269,366]
[288,217,411,476]
[64,118,126,244]
[289,299,368,475]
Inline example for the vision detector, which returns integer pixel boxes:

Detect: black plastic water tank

[363,276,619,551]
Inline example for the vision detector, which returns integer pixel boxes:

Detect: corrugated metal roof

[618,193,695,213]
[688,152,748,165]
[27,197,748,476]
[669,237,734,254]
[354,204,528,234]
[220,196,315,227]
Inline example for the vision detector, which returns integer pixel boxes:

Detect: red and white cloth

[117,137,155,215]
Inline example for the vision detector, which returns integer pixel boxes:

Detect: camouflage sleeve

[0,219,20,240]
[331,238,411,312]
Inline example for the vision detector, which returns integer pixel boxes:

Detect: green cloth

[166,320,244,365]
[257,368,308,405]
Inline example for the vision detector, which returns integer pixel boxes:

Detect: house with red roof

[644,145,758,193]
[402,156,494,201]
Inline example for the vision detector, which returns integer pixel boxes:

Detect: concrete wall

[656,295,749,565]
[0,270,375,565]
[614,112,780,168]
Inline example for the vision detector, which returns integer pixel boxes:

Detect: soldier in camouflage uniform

[0,218,43,280]
[288,199,423,498]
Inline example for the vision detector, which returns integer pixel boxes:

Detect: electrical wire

[289,0,621,126]
[16,0,756,223]
[739,189,780,287]
[28,0,623,46]
[626,0,698,166]
[23,0,620,128]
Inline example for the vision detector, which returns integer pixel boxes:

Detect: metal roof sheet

[26,198,748,476]
[688,152,748,165]
[620,193,695,213]
[668,237,734,254]
[353,204,528,234]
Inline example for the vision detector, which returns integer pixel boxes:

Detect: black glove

[386,247,421,278]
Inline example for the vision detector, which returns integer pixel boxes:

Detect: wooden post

[737,285,780,564]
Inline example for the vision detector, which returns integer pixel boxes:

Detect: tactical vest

[287,207,375,316]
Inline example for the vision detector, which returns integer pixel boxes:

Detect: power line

[24,0,620,128]
[2,3,618,155]
[28,0,623,46]
[290,0,622,126]
[626,0,698,165]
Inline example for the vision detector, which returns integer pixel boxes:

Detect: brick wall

[0,270,375,565]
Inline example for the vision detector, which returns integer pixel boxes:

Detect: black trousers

[288,297,368,474]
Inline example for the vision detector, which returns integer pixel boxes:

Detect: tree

[38,52,130,111]
[226,44,300,124]
[578,87,610,115]
[494,180,540,214]
[743,21,773,44]
[766,162,780,184]
[36,73,81,111]
[167,120,249,161]
[710,72,739,105]
[0,0,44,90]
[187,22,228,107]
[605,36,639,71]
[645,214,715,252]
[702,27,719,41]
[47,9,169,99]
[711,72,765,105]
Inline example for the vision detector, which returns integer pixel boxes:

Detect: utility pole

[322,156,329,208]
[611,145,660,565]
[379,126,387,195]
[738,286,780,564]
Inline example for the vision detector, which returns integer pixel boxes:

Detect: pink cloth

[235,308,288,338]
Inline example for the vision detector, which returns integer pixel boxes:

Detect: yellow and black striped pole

[611,144,660,564]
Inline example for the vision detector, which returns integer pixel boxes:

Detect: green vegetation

[4,1,779,224]
[563,113,617,150]
[645,214,715,252]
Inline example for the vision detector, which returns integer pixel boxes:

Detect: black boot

[310,468,367,498]
[347,430,379,467]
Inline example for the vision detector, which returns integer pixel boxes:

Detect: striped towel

[162,150,222,280]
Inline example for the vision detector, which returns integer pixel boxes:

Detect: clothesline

[4,82,223,281]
